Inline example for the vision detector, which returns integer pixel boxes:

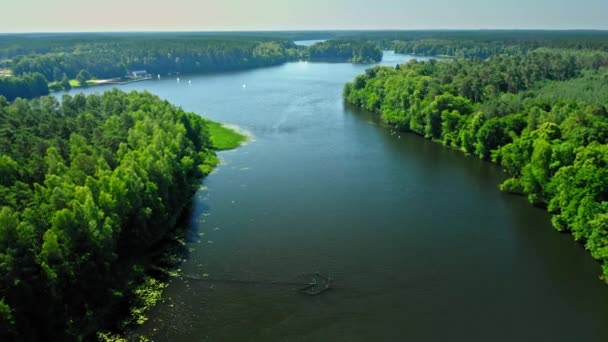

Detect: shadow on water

[344,101,507,185]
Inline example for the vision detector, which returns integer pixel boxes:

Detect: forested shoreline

[0,72,49,101]
[0,90,243,340]
[0,35,382,101]
[306,40,382,63]
[344,48,608,281]
[374,31,608,58]
[0,37,300,100]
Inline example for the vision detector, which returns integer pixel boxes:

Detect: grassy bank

[48,78,98,91]
[206,121,248,150]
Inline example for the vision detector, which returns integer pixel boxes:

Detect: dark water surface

[60,52,608,341]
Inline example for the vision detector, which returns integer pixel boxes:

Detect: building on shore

[127,70,150,78]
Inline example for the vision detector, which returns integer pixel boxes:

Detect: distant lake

[294,39,327,46]
[58,51,608,341]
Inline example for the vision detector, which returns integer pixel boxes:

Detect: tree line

[332,30,608,57]
[6,39,382,82]
[0,90,219,340]
[0,73,49,101]
[306,40,382,63]
[9,40,299,82]
[344,49,608,281]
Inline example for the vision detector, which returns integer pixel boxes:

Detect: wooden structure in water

[298,273,332,296]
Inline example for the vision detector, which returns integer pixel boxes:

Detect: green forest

[0,90,234,340]
[324,30,608,57]
[344,48,608,280]
[306,40,382,63]
[368,31,608,58]
[0,73,49,101]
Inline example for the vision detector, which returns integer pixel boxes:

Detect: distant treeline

[392,40,608,59]
[306,40,382,63]
[300,30,608,59]
[8,39,381,82]
[0,90,218,340]
[3,30,608,59]
[9,39,299,81]
[337,30,608,56]
[0,73,49,101]
[344,48,608,281]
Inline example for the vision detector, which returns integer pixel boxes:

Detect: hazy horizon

[2,29,608,35]
[2,0,607,33]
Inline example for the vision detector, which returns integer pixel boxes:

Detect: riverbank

[206,121,249,150]
[97,120,246,341]
[344,57,608,284]
[49,76,153,92]
[0,89,249,340]
[90,77,153,86]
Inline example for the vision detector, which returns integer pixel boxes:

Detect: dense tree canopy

[306,40,382,63]
[0,73,49,101]
[8,39,300,82]
[334,30,608,58]
[344,50,608,281]
[0,90,218,340]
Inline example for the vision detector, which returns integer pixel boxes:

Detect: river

[59,51,608,341]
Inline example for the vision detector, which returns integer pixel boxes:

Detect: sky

[1,0,607,32]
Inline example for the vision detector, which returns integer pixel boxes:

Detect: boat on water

[298,273,332,296]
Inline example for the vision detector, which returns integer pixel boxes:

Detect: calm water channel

[60,51,608,341]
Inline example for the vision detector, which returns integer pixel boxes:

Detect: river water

[60,51,608,341]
